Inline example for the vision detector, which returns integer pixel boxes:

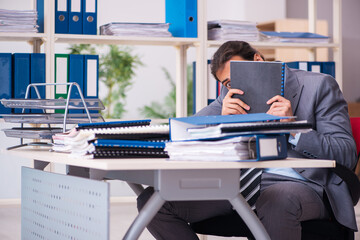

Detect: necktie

[240,168,262,210]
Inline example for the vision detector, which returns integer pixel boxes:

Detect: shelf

[54,34,198,46]
[0,32,46,42]
[208,40,339,49]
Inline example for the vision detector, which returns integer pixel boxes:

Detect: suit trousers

[137,173,330,240]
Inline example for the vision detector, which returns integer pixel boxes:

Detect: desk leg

[127,182,145,196]
[229,193,271,240]
[124,191,165,240]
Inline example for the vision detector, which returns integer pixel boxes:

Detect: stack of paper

[0,9,38,33]
[100,22,172,37]
[165,136,254,161]
[259,31,330,43]
[208,20,259,41]
[52,120,170,158]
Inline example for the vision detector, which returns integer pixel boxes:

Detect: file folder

[69,54,84,113]
[84,55,98,98]
[55,0,69,33]
[13,53,31,113]
[30,53,46,113]
[69,0,83,34]
[165,0,197,38]
[36,0,44,33]
[0,53,12,114]
[55,54,69,113]
[169,113,287,141]
[82,0,97,35]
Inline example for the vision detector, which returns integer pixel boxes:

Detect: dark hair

[210,41,264,81]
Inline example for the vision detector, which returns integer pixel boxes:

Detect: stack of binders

[166,113,312,161]
[0,53,46,114]
[54,54,99,113]
[52,119,170,159]
[54,0,97,34]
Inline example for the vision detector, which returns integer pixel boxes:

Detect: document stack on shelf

[0,9,38,33]
[52,119,170,159]
[166,113,312,162]
[207,20,259,41]
[259,31,330,43]
[99,22,172,37]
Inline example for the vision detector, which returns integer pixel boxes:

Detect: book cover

[230,61,285,114]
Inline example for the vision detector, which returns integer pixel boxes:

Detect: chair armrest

[332,163,360,205]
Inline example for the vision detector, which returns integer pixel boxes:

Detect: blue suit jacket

[195,66,358,230]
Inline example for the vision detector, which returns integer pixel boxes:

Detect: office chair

[191,118,360,240]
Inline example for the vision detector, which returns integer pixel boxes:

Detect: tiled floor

[1,201,360,240]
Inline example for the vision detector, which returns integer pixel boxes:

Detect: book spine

[281,63,285,97]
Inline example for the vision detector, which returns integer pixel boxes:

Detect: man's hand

[266,95,295,122]
[222,89,250,115]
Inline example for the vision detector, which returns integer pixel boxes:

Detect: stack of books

[100,22,172,37]
[207,20,259,41]
[0,9,38,33]
[52,119,170,159]
[166,113,312,162]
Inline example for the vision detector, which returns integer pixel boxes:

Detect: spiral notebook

[230,61,285,113]
[93,146,168,159]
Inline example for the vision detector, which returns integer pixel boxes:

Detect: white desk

[6,147,335,240]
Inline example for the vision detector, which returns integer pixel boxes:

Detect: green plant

[68,44,142,118]
[139,65,193,118]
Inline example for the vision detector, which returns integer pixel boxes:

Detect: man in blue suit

[138,41,357,240]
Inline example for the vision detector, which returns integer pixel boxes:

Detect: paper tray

[1,98,105,110]
[3,127,63,139]
[1,113,104,124]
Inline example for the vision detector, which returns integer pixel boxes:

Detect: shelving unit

[0,0,342,118]
[195,0,343,113]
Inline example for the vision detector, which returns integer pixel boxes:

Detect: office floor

[1,202,360,240]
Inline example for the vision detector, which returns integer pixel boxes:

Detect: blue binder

[165,0,197,38]
[255,134,287,160]
[55,0,69,33]
[36,0,44,33]
[13,53,31,113]
[84,55,98,98]
[69,54,84,113]
[322,62,335,78]
[82,0,97,35]
[30,53,46,113]
[0,53,12,114]
[84,55,99,113]
[69,0,83,34]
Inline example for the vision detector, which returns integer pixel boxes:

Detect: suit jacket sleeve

[293,74,357,169]
[194,85,227,116]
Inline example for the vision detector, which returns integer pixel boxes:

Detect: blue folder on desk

[0,53,12,114]
[94,139,166,149]
[169,113,288,141]
[55,0,69,33]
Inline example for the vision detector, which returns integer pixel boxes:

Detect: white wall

[0,0,285,199]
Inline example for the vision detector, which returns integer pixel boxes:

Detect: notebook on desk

[230,61,285,113]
